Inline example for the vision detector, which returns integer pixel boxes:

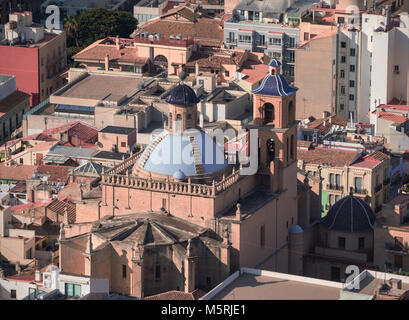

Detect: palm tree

[64,15,79,47]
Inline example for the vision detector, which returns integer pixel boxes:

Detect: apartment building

[0,12,67,107]
[298,147,390,217]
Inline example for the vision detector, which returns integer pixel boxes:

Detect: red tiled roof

[47,199,76,223]
[74,38,150,65]
[0,164,35,181]
[186,49,245,69]
[68,122,98,143]
[135,7,223,47]
[307,114,348,135]
[377,111,408,124]
[351,150,389,169]
[298,147,360,167]
[11,199,53,213]
[377,104,409,112]
[35,165,75,184]
[297,140,313,149]
[5,273,41,283]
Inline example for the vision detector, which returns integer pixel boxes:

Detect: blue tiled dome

[321,195,375,232]
[173,169,186,180]
[268,59,281,67]
[165,83,200,106]
[289,224,303,234]
[137,130,228,176]
[252,74,298,96]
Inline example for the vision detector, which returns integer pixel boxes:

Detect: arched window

[169,112,173,129]
[263,103,274,123]
[288,101,294,123]
[266,138,275,162]
[176,114,182,132]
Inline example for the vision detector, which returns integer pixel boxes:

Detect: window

[341,41,346,48]
[10,289,16,299]
[349,80,355,88]
[260,225,265,248]
[341,86,346,95]
[238,35,251,43]
[225,70,230,77]
[354,177,362,193]
[26,248,32,259]
[304,32,310,41]
[28,288,37,300]
[155,265,161,281]
[122,264,127,278]
[340,103,344,110]
[394,65,400,74]
[121,142,126,148]
[65,283,81,298]
[341,56,346,63]
[269,38,281,45]
[338,237,346,249]
[338,17,345,24]
[198,79,204,85]
[228,32,235,42]
[350,65,355,72]
[349,94,355,101]
[340,70,345,78]
[350,48,355,56]
[358,237,365,249]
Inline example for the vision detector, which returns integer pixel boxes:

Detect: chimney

[105,54,110,71]
[35,269,41,282]
[116,35,120,50]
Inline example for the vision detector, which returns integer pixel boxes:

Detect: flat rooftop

[203,268,342,300]
[56,74,145,103]
[100,126,136,135]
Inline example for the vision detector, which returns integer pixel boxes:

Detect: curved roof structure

[91,212,206,246]
[268,59,281,67]
[321,195,375,232]
[136,129,228,177]
[252,74,298,96]
[165,83,200,106]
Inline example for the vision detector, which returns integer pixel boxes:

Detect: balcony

[326,184,343,191]
[353,188,368,195]
[375,184,383,193]
[225,38,237,44]
[383,178,390,186]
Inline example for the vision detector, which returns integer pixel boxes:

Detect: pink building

[58,63,300,297]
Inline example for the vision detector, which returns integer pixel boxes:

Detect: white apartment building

[369,12,409,125]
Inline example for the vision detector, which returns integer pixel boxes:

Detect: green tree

[64,15,80,47]
[74,8,138,47]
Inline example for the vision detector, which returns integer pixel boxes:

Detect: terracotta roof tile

[298,147,360,167]
[0,164,35,181]
[307,114,348,135]
[47,199,76,223]
[135,7,223,47]
[35,165,75,184]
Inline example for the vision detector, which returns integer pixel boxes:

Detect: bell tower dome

[165,74,200,134]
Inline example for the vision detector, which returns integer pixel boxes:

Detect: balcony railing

[354,188,368,195]
[375,184,383,193]
[326,184,343,191]
[383,178,390,186]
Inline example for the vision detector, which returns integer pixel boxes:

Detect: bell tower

[250,59,298,193]
[164,74,200,135]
